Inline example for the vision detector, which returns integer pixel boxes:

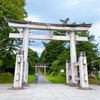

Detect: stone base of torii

[66,52,90,89]
[13,50,90,89]
[13,49,23,89]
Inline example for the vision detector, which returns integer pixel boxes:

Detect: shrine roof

[5,18,92,28]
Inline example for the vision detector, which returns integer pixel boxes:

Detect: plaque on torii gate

[6,19,92,87]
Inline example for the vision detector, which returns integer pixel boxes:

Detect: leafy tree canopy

[0,0,27,73]
[76,31,100,73]
[0,0,27,19]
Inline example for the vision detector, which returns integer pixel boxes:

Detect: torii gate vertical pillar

[44,66,46,75]
[22,28,29,85]
[70,30,78,85]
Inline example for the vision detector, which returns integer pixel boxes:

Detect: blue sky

[25,0,100,56]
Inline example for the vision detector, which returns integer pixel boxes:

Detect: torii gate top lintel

[6,18,92,31]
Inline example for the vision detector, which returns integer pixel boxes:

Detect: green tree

[0,0,27,19]
[28,48,39,74]
[76,31,100,74]
[60,18,69,24]
[40,40,66,66]
[0,0,27,73]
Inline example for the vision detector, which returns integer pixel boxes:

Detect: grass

[45,74,100,85]
[96,76,100,81]
[0,72,99,85]
[28,74,35,83]
[0,71,65,84]
[0,74,35,84]
[44,75,66,83]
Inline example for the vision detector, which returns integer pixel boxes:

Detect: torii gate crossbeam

[9,33,88,41]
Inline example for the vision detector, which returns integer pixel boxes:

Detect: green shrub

[96,76,100,85]
[0,72,14,83]
[50,72,55,76]
[57,72,66,78]
[96,76,100,81]
[28,75,35,83]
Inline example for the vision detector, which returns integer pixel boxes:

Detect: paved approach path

[38,72,51,84]
[0,74,100,100]
[0,84,100,100]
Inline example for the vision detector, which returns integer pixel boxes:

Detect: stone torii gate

[6,19,91,88]
[34,64,48,75]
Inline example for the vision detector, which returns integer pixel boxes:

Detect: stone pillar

[22,28,29,84]
[66,61,71,85]
[70,30,78,84]
[66,61,69,84]
[44,66,46,75]
[79,52,89,88]
[26,62,29,84]
[13,50,24,88]
[35,66,37,73]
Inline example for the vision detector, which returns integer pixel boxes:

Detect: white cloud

[65,0,80,6]
[89,22,100,36]
[25,15,41,22]
[89,22,100,50]
[29,46,45,57]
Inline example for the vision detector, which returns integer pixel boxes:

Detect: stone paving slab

[0,84,100,100]
[0,74,100,100]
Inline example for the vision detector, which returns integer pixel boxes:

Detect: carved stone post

[79,52,89,89]
[26,62,29,84]
[66,61,72,85]
[66,61,69,84]
[13,49,24,88]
